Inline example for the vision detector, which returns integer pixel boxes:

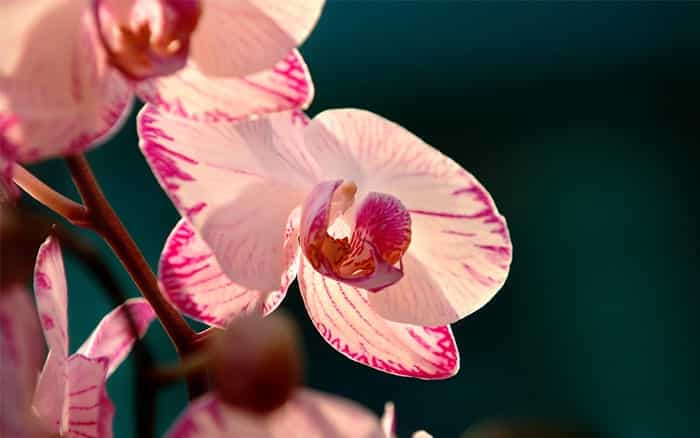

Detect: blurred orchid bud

[209,311,303,415]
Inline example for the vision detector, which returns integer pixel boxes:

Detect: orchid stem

[64,154,208,400]
[12,164,90,226]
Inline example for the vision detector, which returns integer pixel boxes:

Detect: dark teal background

[27,2,699,437]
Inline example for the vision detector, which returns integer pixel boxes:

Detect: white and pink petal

[159,219,297,327]
[137,50,314,122]
[65,355,113,438]
[34,236,69,356]
[76,298,156,376]
[0,2,133,162]
[297,258,459,379]
[33,350,69,435]
[190,0,325,77]
[139,107,315,292]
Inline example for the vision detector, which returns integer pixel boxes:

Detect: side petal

[0,3,133,162]
[159,218,298,327]
[76,298,156,377]
[165,390,383,438]
[190,0,325,77]
[65,355,113,438]
[297,258,459,379]
[34,236,69,356]
[138,106,315,292]
[136,50,314,122]
[33,350,68,434]
[0,285,44,437]
[305,109,512,326]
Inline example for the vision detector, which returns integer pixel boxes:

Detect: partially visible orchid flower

[165,390,431,438]
[139,107,512,378]
[29,236,156,437]
[0,285,44,437]
[0,0,323,193]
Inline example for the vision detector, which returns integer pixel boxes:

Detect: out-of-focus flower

[209,312,302,415]
[140,107,512,378]
[0,285,45,437]
[165,390,431,438]
[29,236,155,437]
[0,0,323,191]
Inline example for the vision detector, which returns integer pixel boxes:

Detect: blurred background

[25,2,699,437]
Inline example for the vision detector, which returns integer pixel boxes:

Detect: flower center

[95,0,201,80]
[300,180,411,292]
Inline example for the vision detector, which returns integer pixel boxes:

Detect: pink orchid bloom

[165,390,431,438]
[0,0,323,193]
[138,107,512,378]
[28,236,154,438]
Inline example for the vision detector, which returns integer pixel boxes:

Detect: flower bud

[209,311,303,415]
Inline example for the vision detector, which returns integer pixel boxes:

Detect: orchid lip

[300,179,411,292]
[95,0,202,80]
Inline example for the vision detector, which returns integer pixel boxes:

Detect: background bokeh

[26,2,699,437]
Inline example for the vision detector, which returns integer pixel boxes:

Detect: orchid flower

[28,236,154,437]
[165,390,431,438]
[0,0,323,192]
[138,106,512,378]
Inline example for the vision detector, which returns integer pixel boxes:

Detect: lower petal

[159,218,298,327]
[136,51,313,122]
[297,258,459,379]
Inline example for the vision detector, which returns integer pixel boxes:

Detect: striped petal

[34,236,69,356]
[139,107,315,292]
[76,298,155,376]
[304,109,512,326]
[0,1,133,162]
[0,286,43,437]
[297,258,459,379]
[159,218,298,327]
[165,390,384,438]
[190,0,325,77]
[136,50,314,122]
[65,355,113,438]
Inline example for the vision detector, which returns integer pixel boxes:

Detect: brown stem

[65,154,208,399]
[12,165,89,226]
